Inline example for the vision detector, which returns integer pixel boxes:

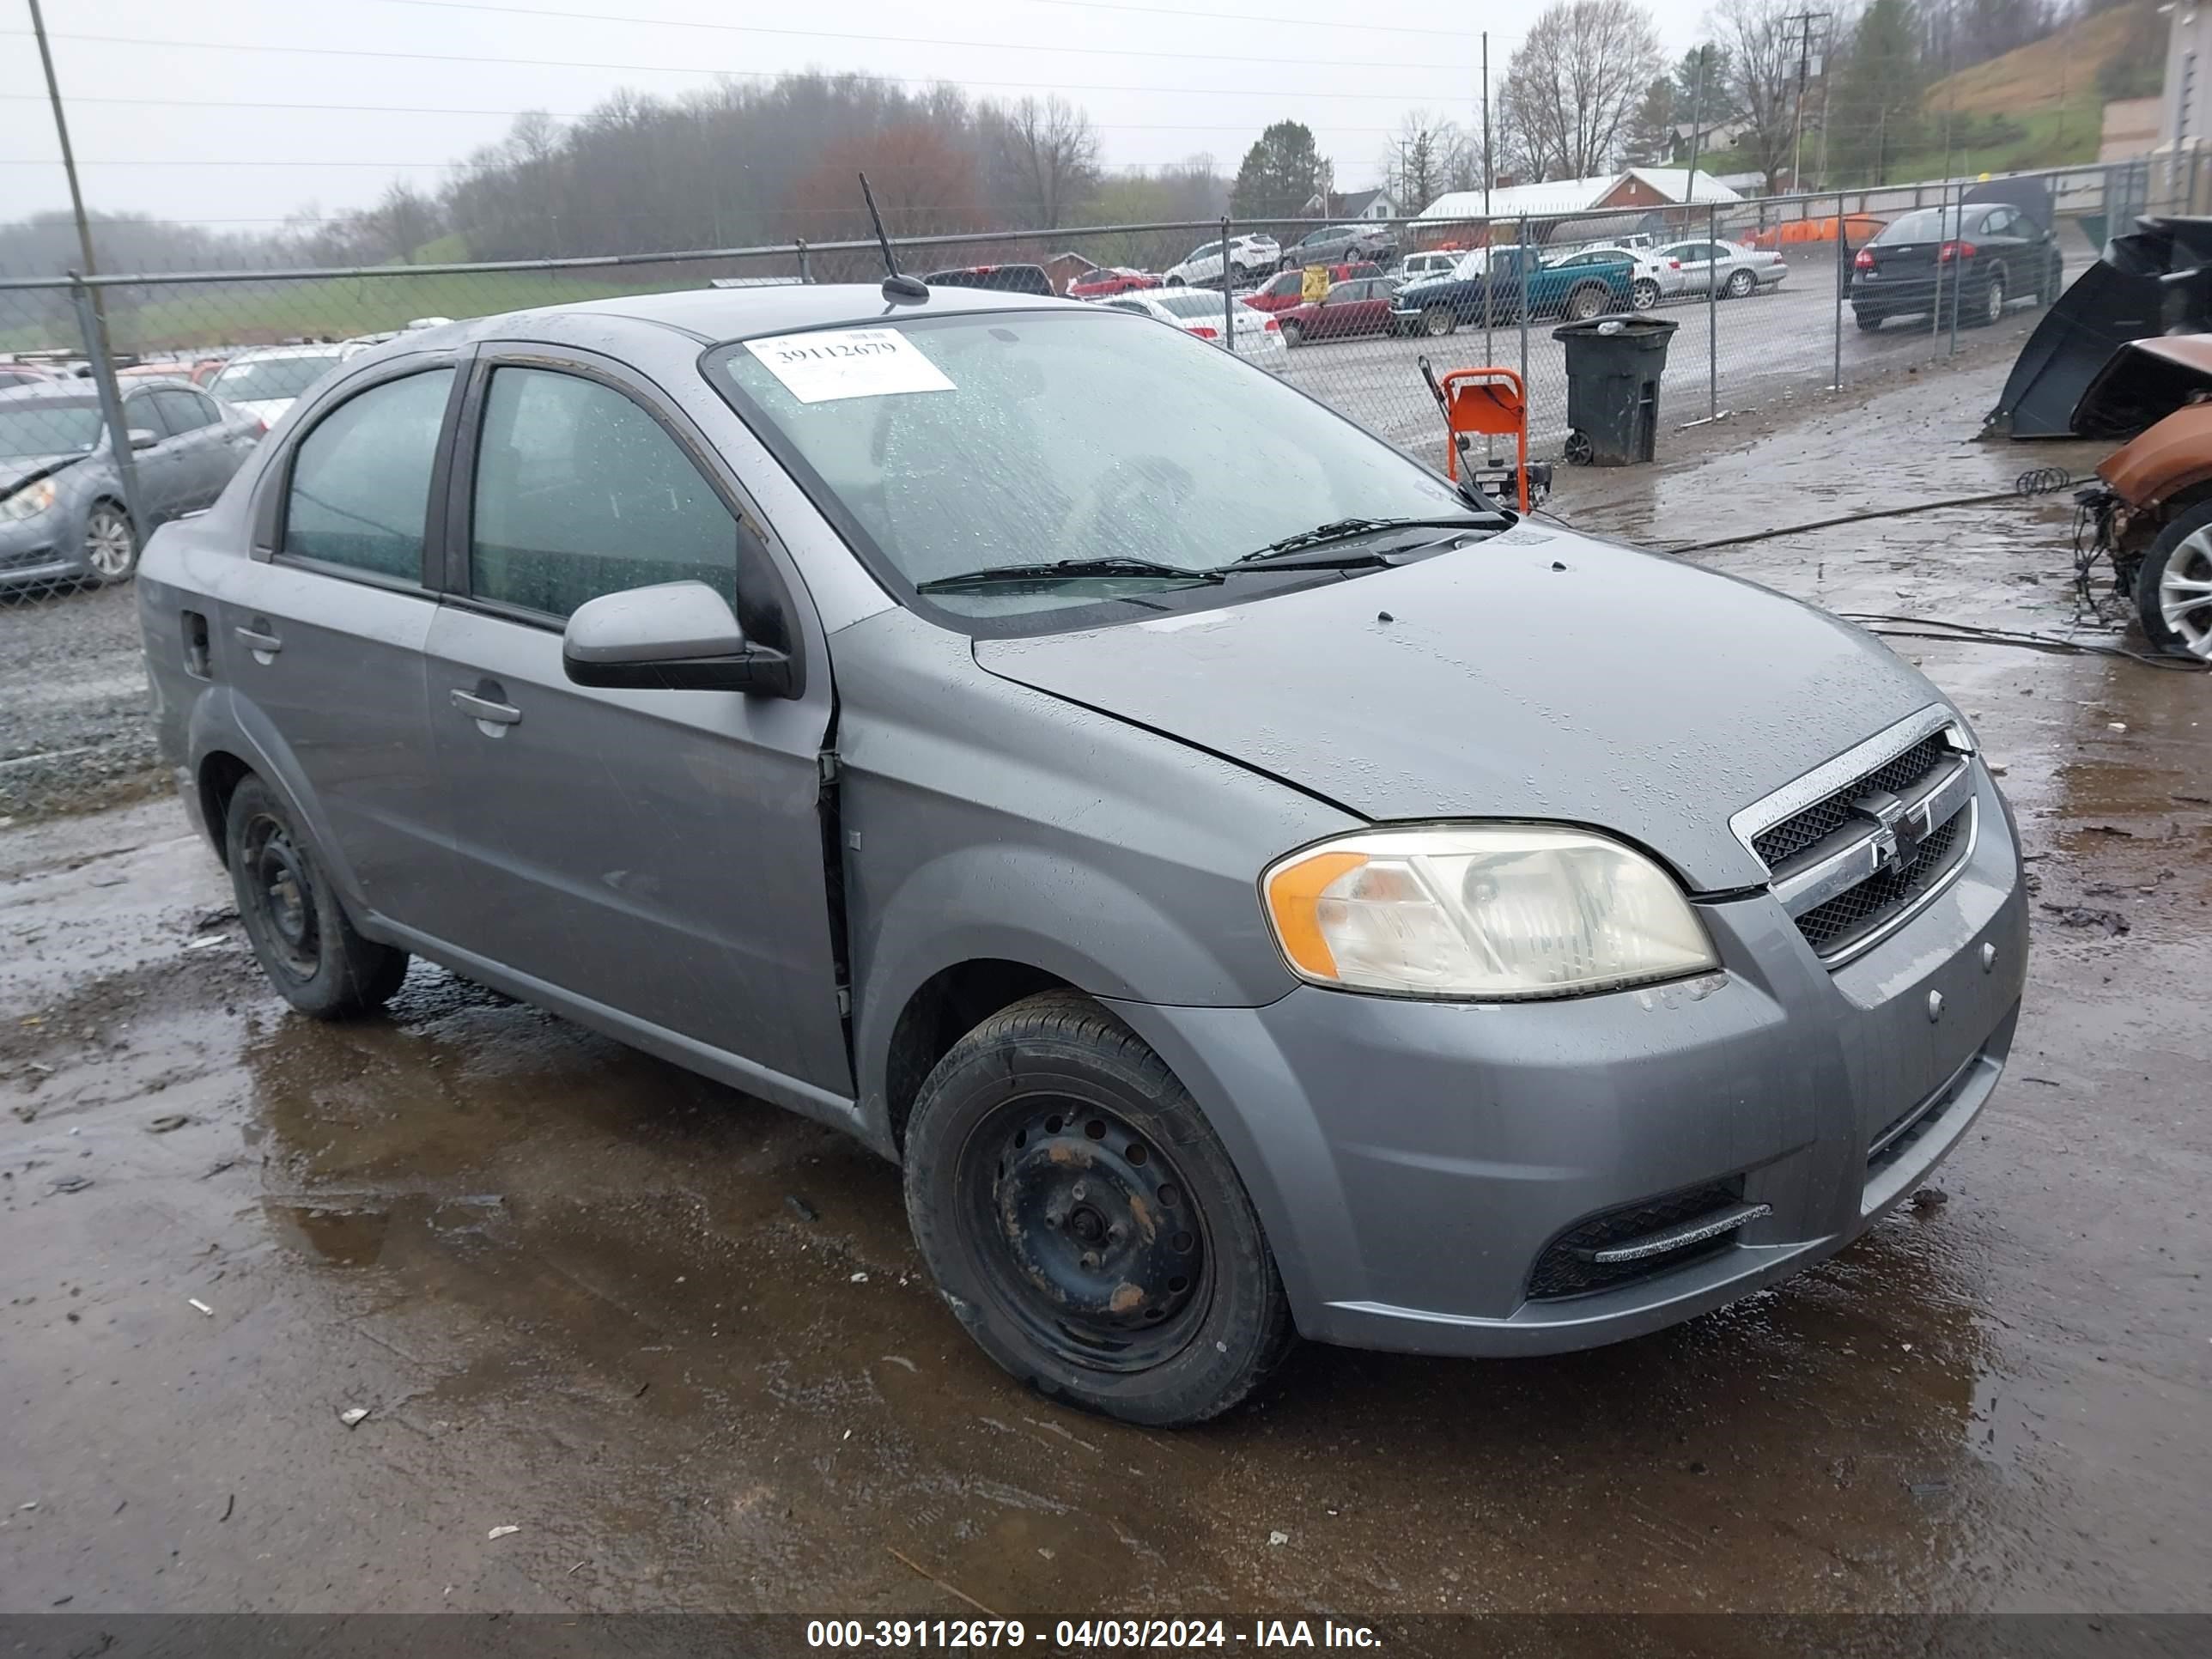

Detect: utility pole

[1481,31,1492,218]
[1684,45,1709,188]
[1784,10,1832,192]
[28,0,104,295]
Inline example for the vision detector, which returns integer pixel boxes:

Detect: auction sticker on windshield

[743,328,955,404]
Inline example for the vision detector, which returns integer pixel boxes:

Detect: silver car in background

[0,379,260,590]
[206,344,349,428]
[1655,238,1791,299]
[134,284,2026,1427]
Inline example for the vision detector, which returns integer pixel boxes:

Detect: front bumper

[0,516,84,587]
[1109,762,2027,1358]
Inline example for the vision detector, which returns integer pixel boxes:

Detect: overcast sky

[2,0,1720,229]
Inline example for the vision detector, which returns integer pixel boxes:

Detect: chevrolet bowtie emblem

[1850,788,1923,872]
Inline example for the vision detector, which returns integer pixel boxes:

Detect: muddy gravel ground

[0,580,164,823]
[2,357,2207,1626]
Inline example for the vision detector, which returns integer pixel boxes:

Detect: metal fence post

[1707,203,1718,424]
[1930,179,1948,355]
[795,238,810,283]
[68,272,144,543]
[1221,214,1234,355]
[1946,179,1960,358]
[1516,215,1528,400]
[1833,190,1846,392]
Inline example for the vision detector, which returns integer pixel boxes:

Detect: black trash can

[1552,315,1679,465]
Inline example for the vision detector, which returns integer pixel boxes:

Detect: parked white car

[1395,249,1462,283]
[1099,289,1287,363]
[1547,244,1673,312]
[204,344,349,426]
[1653,240,1790,300]
[1161,234,1280,290]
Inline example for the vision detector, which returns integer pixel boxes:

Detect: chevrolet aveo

[137,283,2027,1425]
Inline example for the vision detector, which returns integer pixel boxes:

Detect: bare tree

[1498,0,1665,180]
[1384,111,1467,212]
[985,96,1103,229]
[361,181,441,264]
[1713,0,1802,189]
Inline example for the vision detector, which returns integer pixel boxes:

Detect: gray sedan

[0,379,261,591]
[135,284,2026,1426]
[1654,238,1791,300]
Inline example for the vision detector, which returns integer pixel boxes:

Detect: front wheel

[82,502,138,584]
[2136,504,2212,660]
[2040,253,2064,305]
[225,775,410,1018]
[1423,304,1457,337]
[1723,268,1755,299]
[902,991,1293,1427]
[1164,275,1185,288]
[1631,278,1660,311]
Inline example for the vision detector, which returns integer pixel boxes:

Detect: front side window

[469,367,739,620]
[714,310,1468,633]
[151,388,216,434]
[284,368,453,580]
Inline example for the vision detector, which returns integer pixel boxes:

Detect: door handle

[234,625,282,654]
[450,688,522,726]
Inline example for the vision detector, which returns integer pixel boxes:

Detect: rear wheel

[1164,275,1185,288]
[1855,309,1884,331]
[1279,319,1304,348]
[2040,252,2064,305]
[1630,278,1660,311]
[1423,304,1456,337]
[225,776,410,1018]
[1973,268,2006,326]
[82,503,137,584]
[1723,268,1755,299]
[902,991,1293,1427]
[2136,504,2212,660]
[1565,283,1606,321]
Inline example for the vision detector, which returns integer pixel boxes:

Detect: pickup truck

[1390,245,1632,337]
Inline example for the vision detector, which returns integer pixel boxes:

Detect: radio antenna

[860,173,929,302]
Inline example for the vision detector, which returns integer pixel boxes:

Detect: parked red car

[1066,266,1158,299]
[1276,276,1401,345]
[1244,263,1385,314]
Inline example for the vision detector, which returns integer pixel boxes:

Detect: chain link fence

[0,158,2197,814]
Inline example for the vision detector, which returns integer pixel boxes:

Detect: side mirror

[128,428,159,450]
[562,580,793,697]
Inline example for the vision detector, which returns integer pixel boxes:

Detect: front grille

[1527,1178,1745,1301]
[1752,734,1949,866]
[1794,805,1968,957]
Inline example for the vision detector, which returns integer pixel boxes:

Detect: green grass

[1877,100,2103,185]
[0,265,712,355]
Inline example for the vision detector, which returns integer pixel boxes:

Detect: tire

[82,501,138,584]
[1972,268,2006,327]
[1422,304,1457,337]
[1565,283,1606,321]
[1279,319,1304,347]
[902,990,1294,1427]
[2041,253,2064,306]
[1855,309,1884,332]
[1631,278,1660,311]
[2135,503,2212,660]
[1723,268,1755,299]
[1563,429,1594,465]
[224,775,410,1018]
[1164,275,1185,288]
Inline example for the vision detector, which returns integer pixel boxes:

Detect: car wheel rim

[1632,283,1656,310]
[1987,277,2004,322]
[85,509,134,577]
[1729,271,1752,297]
[2160,529,2212,659]
[1425,308,1449,336]
[959,1095,1209,1374]
[241,814,322,981]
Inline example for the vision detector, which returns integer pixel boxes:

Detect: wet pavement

[3,356,2209,1620]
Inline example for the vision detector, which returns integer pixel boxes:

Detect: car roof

[0,380,102,404]
[224,343,349,362]
[402,282,1083,351]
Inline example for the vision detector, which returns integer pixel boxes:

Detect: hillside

[1923,3,2148,118]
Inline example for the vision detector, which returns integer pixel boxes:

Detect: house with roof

[1296,186,1399,221]
[1413,168,1741,245]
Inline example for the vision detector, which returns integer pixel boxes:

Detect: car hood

[972,526,1946,892]
[0,452,88,495]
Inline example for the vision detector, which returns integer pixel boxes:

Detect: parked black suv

[921,264,1055,296]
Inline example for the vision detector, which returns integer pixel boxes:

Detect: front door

[420,355,850,1097]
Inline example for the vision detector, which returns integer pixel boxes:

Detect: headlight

[1262,824,1718,1000]
[0,477,57,522]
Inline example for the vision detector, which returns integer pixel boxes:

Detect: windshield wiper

[915,556,1224,593]
[1226,514,1502,567]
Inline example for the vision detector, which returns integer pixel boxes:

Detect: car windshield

[714,311,1468,630]
[0,400,104,456]
[210,354,342,399]
[1154,292,1229,319]
[1878,209,1964,243]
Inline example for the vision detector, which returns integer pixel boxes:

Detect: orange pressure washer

[1418,357,1550,514]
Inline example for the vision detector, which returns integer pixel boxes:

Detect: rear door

[149,386,250,510]
[207,360,459,923]
[119,386,187,524]
[418,348,850,1097]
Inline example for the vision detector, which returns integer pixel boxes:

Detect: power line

[0,29,1462,100]
[1022,0,1476,34]
[0,92,1413,135]
[379,0,1479,40]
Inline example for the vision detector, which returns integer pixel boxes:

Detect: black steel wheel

[1564,429,1595,465]
[903,991,1293,1426]
[224,775,410,1018]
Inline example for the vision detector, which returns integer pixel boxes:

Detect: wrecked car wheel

[2137,506,2212,660]
[225,776,410,1018]
[902,990,1293,1426]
